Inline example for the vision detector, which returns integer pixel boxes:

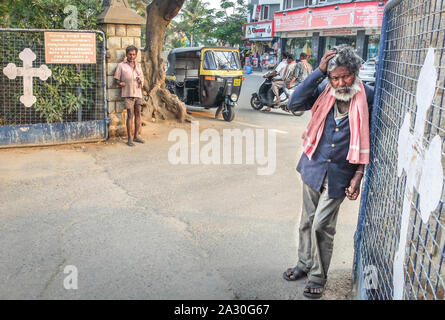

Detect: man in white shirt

[264,52,288,112]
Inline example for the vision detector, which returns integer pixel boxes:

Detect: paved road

[0,74,359,299]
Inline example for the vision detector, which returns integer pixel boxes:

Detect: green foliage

[212,0,248,47]
[171,37,187,48]
[4,0,103,30]
[164,0,248,49]
[0,1,9,27]
[308,57,316,67]
[168,0,215,48]
[35,66,96,123]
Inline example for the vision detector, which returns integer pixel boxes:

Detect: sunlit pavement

[0,73,359,300]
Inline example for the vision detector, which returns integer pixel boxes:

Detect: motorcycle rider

[293,52,313,88]
[282,53,298,98]
[264,52,289,112]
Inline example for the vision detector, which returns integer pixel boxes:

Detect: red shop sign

[275,0,386,32]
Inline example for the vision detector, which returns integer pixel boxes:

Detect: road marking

[270,129,288,135]
[233,121,288,135]
[233,121,262,128]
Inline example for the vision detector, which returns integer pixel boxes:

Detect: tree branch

[163,0,186,21]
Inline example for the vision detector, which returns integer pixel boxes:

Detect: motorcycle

[250,74,304,116]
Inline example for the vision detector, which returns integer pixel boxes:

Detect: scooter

[250,74,304,116]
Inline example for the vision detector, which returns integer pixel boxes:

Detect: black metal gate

[0,29,108,147]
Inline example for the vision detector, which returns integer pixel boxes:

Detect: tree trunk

[142,0,190,122]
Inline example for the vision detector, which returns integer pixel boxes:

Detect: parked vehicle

[359,58,377,85]
[250,73,304,116]
[165,47,244,122]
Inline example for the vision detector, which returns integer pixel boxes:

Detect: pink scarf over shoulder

[302,81,370,164]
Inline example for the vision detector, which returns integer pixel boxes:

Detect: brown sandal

[283,266,307,281]
[303,282,324,299]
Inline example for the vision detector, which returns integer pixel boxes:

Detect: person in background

[282,53,298,97]
[264,52,289,112]
[114,45,145,147]
[293,52,313,88]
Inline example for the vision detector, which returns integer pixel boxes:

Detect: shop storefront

[243,20,279,69]
[283,37,312,60]
[274,1,387,65]
[367,34,380,59]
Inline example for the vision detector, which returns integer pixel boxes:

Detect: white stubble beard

[330,76,362,102]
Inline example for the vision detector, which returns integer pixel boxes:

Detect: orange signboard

[44,32,96,64]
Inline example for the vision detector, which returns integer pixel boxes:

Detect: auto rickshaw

[165,47,244,122]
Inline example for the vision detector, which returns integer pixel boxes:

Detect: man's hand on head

[319,49,338,74]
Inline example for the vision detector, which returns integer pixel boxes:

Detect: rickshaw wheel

[222,104,235,122]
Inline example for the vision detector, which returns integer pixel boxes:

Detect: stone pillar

[98,0,145,137]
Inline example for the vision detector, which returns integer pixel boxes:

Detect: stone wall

[101,24,143,137]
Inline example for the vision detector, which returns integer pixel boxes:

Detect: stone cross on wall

[3,48,52,108]
[394,47,443,299]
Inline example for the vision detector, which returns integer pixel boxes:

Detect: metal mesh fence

[354,0,445,300]
[0,29,105,126]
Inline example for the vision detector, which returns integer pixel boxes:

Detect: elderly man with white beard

[284,45,374,299]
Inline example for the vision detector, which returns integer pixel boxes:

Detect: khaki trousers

[296,176,345,286]
[271,80,284,97]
